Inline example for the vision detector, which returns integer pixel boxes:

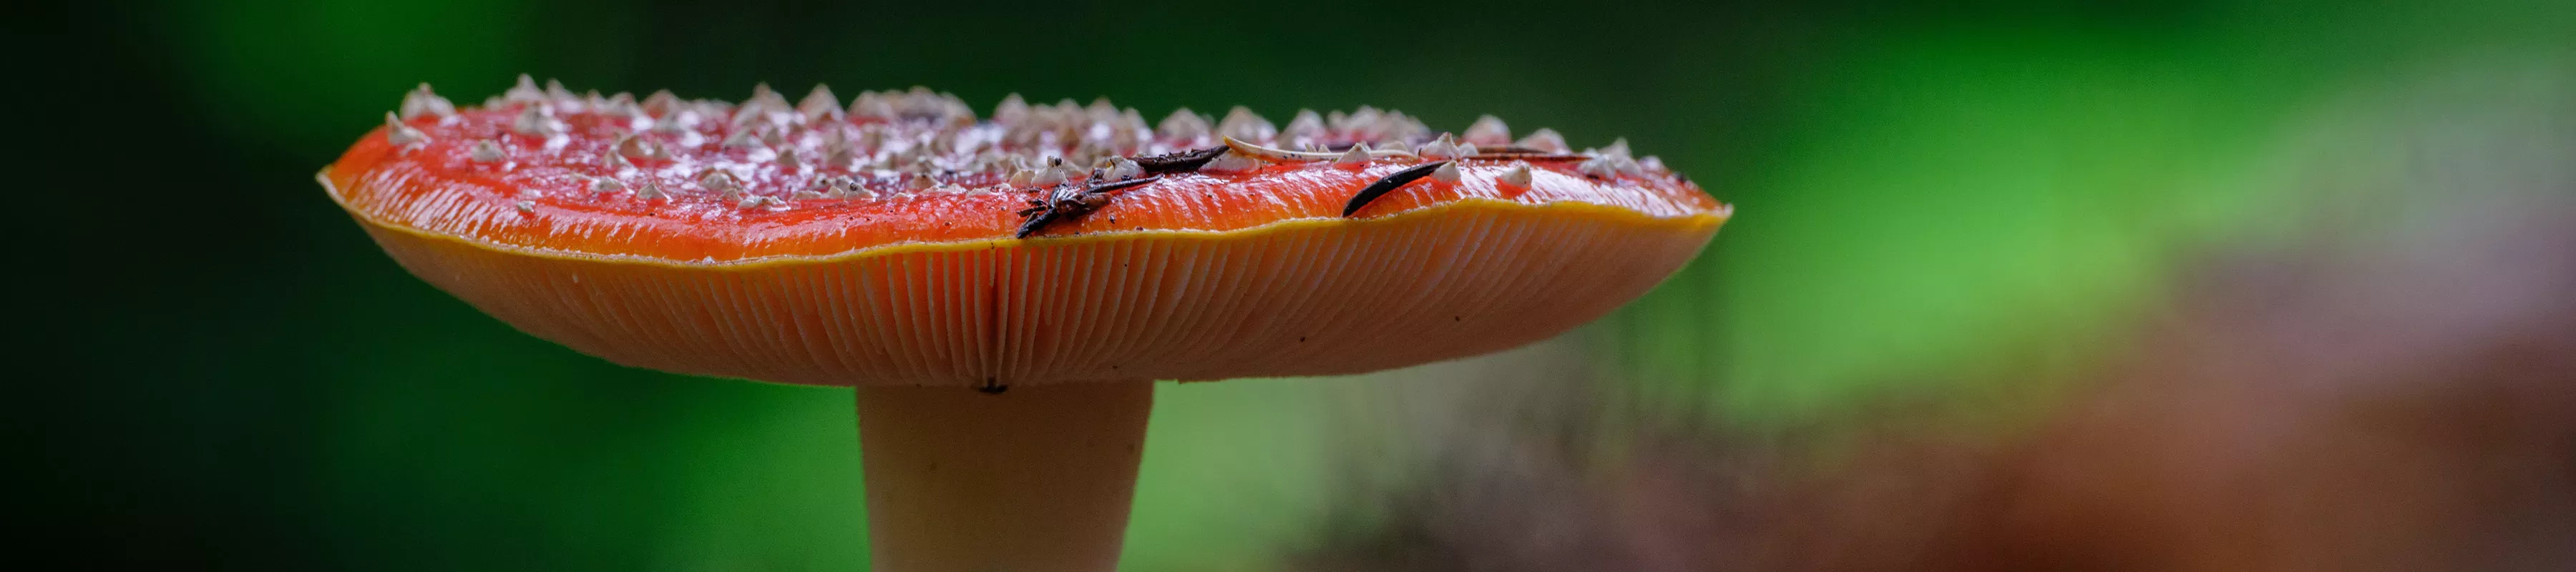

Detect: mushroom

[319,81,1732,571]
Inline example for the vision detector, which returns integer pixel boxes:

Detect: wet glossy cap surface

[324,79,1730,387]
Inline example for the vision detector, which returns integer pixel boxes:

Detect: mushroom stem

[857,381,1155,571]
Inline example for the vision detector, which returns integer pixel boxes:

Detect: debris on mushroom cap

[323,79,1730,388]
[1199,149,1262,174]
[343,78,1709,235]
[1102,157,1143,181]
[1335,143,1373,168]
[1343,160,1452,216]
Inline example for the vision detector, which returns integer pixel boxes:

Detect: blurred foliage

[1611,0,2575,425]
[17,0,2571,570]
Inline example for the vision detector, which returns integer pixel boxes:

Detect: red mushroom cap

[323,81,1729,387]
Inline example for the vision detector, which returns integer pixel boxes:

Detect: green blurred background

[21,0,2572,569]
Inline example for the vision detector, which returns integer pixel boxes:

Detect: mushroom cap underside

[337,177,1720,386]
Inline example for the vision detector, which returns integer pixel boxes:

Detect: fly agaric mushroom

[320,77,1729,571]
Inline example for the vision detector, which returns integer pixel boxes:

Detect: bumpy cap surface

[322,78,1730,387]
